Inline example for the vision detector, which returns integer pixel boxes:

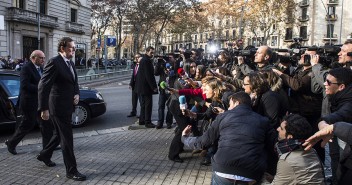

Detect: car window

[0,75,20,97]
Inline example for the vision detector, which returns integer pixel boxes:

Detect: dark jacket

[334,122,352,171]
[321,85,352,124]
[38,55,79,116]
[280,67,322,116]
[253,90,287,129]
[182,104,276,181]
[135,56,158,95]
[19,62,42,111]
[154,60,177,92]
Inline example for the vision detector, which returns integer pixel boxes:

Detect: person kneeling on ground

[181,91,276,184]
[271,114,325,184]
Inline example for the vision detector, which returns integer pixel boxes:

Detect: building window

[232,30,236,39]
[71,8,77,22]
[225,30,229,40]
[327,24,334,38]
[328,6,336,15]
[285,28,293,40]
[302,7,308,20]
[13,0,25,9]
[200,34,203,42]
[195,34,198,42]
[40,0,46,14]
[272,24,276,31]
[271,36,278,46]
[300,26,308,39]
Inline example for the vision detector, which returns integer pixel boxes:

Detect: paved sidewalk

[0,126,212,185]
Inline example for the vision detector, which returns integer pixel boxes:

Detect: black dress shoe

[145,123,156,128]
[166,124,172,129]
[156,124,163,129]
[138,121,145,125]
[5,140,17,155]
[66,171,87,181]
[127,113,136,117]
[170,156,184,163]
[36,154,56,167]
[200,158,211,166]
[136,115,140,118]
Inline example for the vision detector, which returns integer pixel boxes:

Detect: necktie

[66,60,75,79]
[134,64,139,76]
[37,68,42,77]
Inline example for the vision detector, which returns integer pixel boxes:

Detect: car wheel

[71,103,90,127]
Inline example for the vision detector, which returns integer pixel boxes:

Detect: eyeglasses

[325,79,340,86]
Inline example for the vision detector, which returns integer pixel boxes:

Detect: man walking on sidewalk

[5,50,51,155]
[38,37,86,181]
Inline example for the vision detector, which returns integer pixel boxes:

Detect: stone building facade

[0,0,91,61]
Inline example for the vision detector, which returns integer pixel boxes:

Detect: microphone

[179,95,187,110]
[166,63,172,69]
[177,68,185,76]
[160,81,171,91]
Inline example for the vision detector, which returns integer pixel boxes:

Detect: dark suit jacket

[38,54,79,117]
[19,62,42,111]
[129,63,138,91]
[135,56,157,95]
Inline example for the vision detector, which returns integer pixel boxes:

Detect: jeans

[211,172,249,185]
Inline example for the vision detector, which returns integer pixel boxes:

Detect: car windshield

[0,74,20,97]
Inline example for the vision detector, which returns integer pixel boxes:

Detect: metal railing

[6,7,58,28]
[76,65,132,81]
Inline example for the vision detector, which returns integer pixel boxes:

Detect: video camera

[303,45,341,67]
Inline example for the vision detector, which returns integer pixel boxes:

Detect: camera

[302,45,340,67]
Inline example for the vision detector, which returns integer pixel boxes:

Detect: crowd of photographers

[130,39,352,184]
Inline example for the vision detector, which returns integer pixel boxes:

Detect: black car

[0,72,106,127]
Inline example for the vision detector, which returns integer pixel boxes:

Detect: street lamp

[37,0,41,49]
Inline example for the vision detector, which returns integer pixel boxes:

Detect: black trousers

[158,91,173,125]
[8,109,54,149]
[167,94,190,159]
[131,90,139,114]
[139,94,153,124]
[40,115,77,174]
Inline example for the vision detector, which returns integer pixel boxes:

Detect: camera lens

[304,55,311,65]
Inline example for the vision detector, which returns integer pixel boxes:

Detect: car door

[0,74,20,126]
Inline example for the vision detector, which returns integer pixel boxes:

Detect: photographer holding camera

[310,40,352,184]
[272,47,324,162]
[154,54,177,129]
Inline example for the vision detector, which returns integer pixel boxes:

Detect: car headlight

[96,92,104,100]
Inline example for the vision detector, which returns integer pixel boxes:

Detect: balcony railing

[323,34,338,40]
[327,0,338,5]
[299,0,309,7]
[325,14,338,21]
[298,15,309,22]
[65,21,85,34]
[6,7,58,28]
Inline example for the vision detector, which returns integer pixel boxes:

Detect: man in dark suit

[37,37,86,181]
[135,46,158,128]
[5,50,49,155]
[127,53,141,118]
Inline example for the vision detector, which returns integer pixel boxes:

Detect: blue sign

[106,36,116,47]
[97,39,101,48]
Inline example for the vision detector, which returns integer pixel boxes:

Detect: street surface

[0,78,159,143]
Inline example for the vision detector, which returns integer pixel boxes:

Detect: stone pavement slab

[0,128,212,184]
